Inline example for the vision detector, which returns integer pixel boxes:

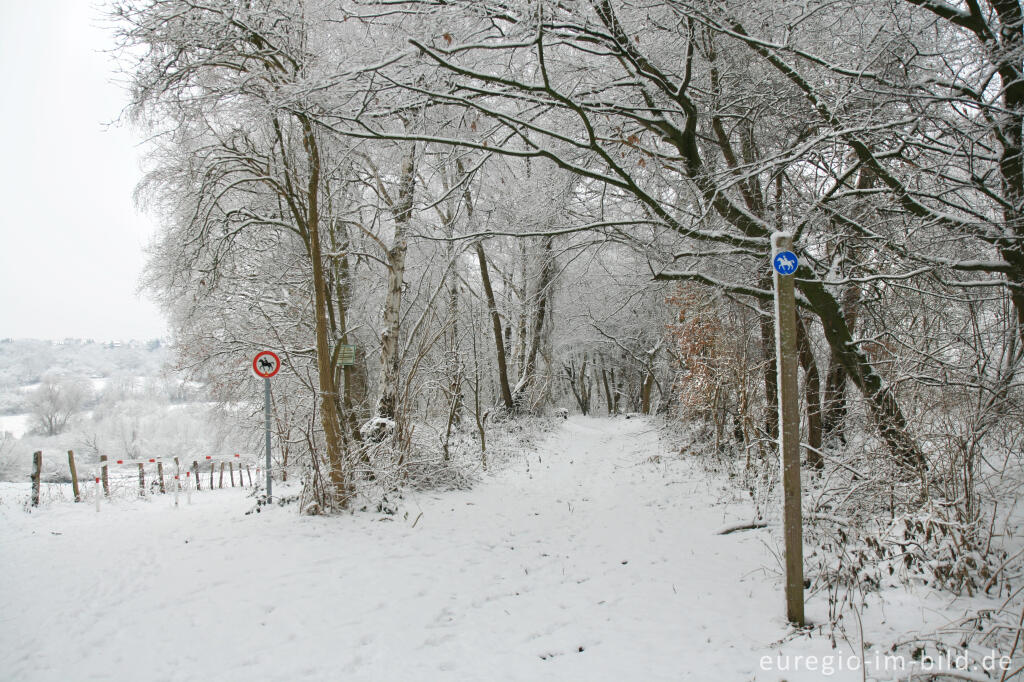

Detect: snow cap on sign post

[771,232,799,277]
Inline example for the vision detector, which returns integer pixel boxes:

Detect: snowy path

[1,417,828,681]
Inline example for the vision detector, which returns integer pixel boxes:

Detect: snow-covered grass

[1,417,1018,680]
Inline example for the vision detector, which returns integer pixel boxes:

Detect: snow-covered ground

[0,413,29,438]
[0,417,1008,680]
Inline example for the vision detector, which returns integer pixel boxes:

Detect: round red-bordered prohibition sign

[253,350,281,378]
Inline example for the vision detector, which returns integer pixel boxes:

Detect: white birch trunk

[373,145,416,429]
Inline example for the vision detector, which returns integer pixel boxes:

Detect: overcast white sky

[0,1,167,341]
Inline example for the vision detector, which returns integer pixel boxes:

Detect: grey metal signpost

[253,350,281,503]
[772,232,805,627]
[264,376,272,501]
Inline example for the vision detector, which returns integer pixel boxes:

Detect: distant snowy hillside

[0,339,234,483]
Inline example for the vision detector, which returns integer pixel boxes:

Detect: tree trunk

[374,144,416,425]
[798,274,925,470]
[564,355,592,415]
[759,293,778,440]
[795,315,823,469]
[301,116,351,506]
[512,237,555,412]
[476,242,515,411]
[516,240,529,376]
[445,243,463,426]
[440,177,464,427]
[602,364,615,414]
[822,279,859,445]
[328,218,363,443]
[822,356,847,444]
[613,369,623,413]
[457,159,515,414]
[640,367,654,415]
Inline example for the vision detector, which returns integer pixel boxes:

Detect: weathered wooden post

[68,450,81,502]
[173,457,181,508]
[772,232,805,627]
[99,454,110,497]
[209,461,215,490]
[31,451,42,507]
[219,462,225,489]
[193,461,201,491]
[157,461,166,493]
[138,462,146,497]
[246,465,253,487]
[229,461,236,487]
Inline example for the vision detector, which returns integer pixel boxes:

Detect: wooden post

[157,461,166,493]
[68,450,81,502]
[138,462,146,497]
[100,454,109,497]
[229,461,235,487]
[193,461,201,491]
[219,462,225,489]
[209,461,215,489]
[246,465,253,487]
[173,457,181,507]
[772,232,805,627]
[31,451,42,507]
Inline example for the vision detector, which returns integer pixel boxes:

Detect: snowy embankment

[0,417,973,681]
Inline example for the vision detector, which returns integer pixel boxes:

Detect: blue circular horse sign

[773,251,799,276]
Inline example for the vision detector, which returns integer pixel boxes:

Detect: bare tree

[29,373,89,437]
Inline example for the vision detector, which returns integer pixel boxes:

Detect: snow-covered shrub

[360,417,396,442]
[807,504,1008,634]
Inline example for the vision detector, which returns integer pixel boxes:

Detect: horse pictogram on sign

[773,251,799,276]
[252,351,281,378]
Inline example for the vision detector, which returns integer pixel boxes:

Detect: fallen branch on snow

[717,521,768,535]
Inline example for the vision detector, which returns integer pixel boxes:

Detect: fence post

[31,451,42,507]
[193,461,201,491]
[95,475,101,512]
[157,461,166,494]
[100,455,109,497]
[173,457,181,508]
[229,461,236,487]
[68,450,81,502]
[219,462,225,489]
[209,461,214,489]
[247,465,253,487]
[138,463,146,497]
